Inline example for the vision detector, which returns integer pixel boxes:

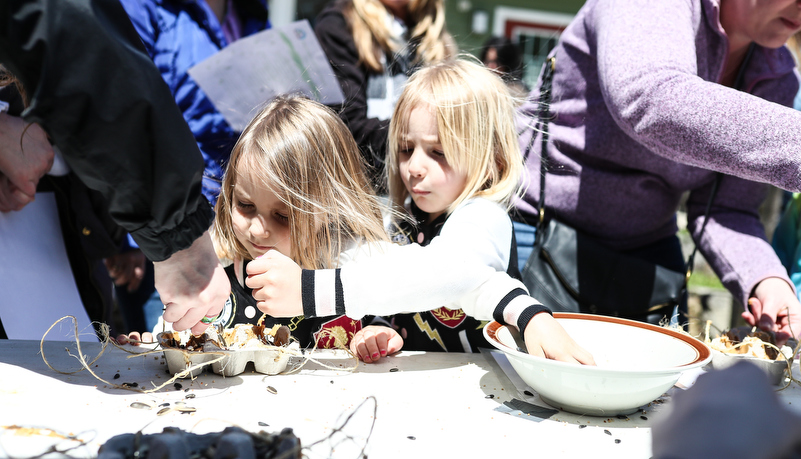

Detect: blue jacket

[119,0,269,205]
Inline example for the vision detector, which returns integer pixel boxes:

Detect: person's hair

[213,95,389,269]
[344,0,455,73]
[386,58,524,217]
[480,36,524,82]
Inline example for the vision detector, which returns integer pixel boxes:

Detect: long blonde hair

[214,95,389,269]
[344,0,455,73]
[387,59,524,218]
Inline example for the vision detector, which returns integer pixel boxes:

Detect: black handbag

[520,55,725,321]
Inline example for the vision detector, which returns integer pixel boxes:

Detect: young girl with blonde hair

[208,95,401,350]
[315,0,455,186]
[247,60,594,365]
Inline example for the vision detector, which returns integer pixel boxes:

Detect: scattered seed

[129,401,153,410]
[389,368,399,372]
[159,403,170,408]
[184,388,190,392]
[266,386,277,394]
[157,407,172,416]
[640,416,648,421]
[174,383,182,390]
[330,380,334,384]
[407,436,416,440]
[175,401,186,406]
[616,415,628,420]
[578,424,587,429]
[176,406,196,413]
[258,422,269,427]
[604,429,611,436]
[185,393,196,399]
[485,394,495,399]
[113,373,120,380]
[523,390,533,396]
[615,439,621,444]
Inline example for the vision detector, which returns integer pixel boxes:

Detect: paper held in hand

[188,20,345,132]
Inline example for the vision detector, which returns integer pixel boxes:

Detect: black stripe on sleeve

[493,288,528,324]
[334,268,345,315]
[301,269,316,318]
[517,305,552,335]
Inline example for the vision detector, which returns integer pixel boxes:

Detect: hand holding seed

[245,250,303,318]
[744,277,801,346]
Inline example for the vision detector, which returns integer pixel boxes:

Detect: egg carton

[158,328,299,378]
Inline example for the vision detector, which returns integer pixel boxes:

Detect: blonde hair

[387,58,524,217]
[344,0,455,73]
[214,96,389,269]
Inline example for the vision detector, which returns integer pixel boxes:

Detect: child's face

[230,171,292,260]
[398,105,468,222]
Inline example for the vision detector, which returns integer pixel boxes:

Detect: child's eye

[398,147,413,156]
[275,213,289,224]
[236,201,255,212]
[432,149,445,158]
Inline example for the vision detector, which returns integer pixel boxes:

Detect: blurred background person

[480,35,528,100]
[314,0,456,189]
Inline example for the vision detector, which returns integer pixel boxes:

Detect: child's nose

[251,216,269,237]
[407,150,426,176]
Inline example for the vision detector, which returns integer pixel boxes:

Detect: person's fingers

[115,334,129,345]
[141,332,154,343]
[127,331,142,345]
[386,331,404,355]
[351,338,371,362]
[372,330,390,357]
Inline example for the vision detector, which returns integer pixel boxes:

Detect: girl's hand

[744,277,801,346]
[245,250,303,317]
[114,331,154,346]
[524,313,596,365]
[350,325,404,363]
[104,250,146,293]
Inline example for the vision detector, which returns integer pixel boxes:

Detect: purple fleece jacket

[516,0,801,307]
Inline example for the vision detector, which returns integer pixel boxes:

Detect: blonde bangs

[387,59,524,218]
[214,96,389,270]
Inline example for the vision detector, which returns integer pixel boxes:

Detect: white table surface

[1,339,799,458]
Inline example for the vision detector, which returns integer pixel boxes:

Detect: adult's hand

[154,230,229,335]
[744,277,801,346]
[524,313,596,365]
[0,114,53,211]
[245,250,303,318]
[104,250,146,293]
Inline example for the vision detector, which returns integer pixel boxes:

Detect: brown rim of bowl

[485,313,711,367]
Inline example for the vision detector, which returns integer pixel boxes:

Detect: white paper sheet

[0,193,96,341]
[188,20,345,132]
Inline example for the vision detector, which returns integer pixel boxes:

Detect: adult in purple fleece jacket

[515,0,801,344]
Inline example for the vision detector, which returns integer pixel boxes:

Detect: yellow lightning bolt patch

[413,313,446,351]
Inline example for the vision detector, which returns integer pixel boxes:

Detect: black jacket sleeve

[0,0,212,262]
[314,4,388,180]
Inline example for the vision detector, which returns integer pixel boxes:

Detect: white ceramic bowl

[484,313,712,416]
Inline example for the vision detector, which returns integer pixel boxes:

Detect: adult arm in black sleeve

[314,6,388,179]
[0,0,210,262]
[0,0,229,335]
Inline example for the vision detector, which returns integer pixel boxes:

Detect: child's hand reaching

[246,250,304,317]
[524,313,596,365]
[350,325,403,363]
[743,277,801,346]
